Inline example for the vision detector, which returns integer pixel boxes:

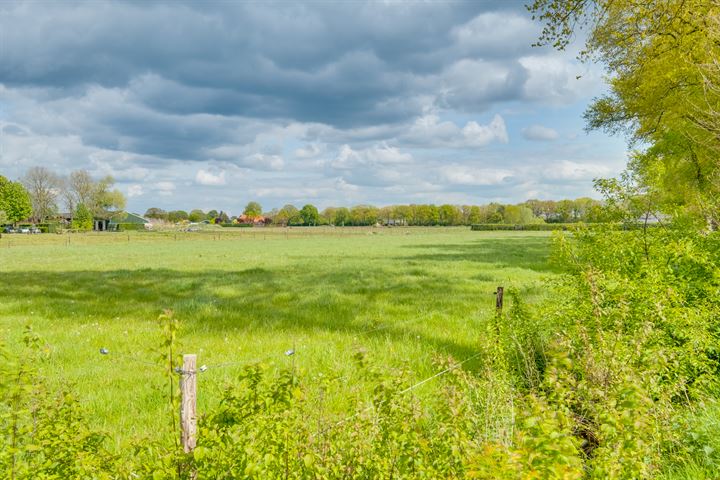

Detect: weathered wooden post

[180,354,197,453]
[495,286,504,313]
[494,286,504,342]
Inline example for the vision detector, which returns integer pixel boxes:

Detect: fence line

[316,350,484,436]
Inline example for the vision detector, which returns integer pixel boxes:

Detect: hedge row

[113,223,147,231]
[220,223,253,228]
[470,222,663,231]
[470,223,576,231]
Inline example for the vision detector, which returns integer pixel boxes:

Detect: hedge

[470,223,576,231]
[470,222,662,231]
[113,223,147,231]
[220,223,253,228]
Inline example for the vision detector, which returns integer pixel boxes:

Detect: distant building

[237,214,270,225]
[109,212,151,230]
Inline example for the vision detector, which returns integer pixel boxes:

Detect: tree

[0,210,6,225]
[276,205,300,226]
[438,204,462,226]
[216,211,229,224]
[300,204,319,226]
[63,170,94,213]
[63,170,125,219]
[321,207,337,225]
[334,207,350,226]
[207,210,219,220]
[21,167,61,222]
[0,181,32,225]
[168,210,189,223]
[468,206,482,224]
[188,209,206,222]
[529,0,720,228]
[72,203,93,231]
[144,208,168,220]
[350,205,379,226]
[503,205,543,225]
[243,202,262,218]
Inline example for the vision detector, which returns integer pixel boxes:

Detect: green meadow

[0,228,556,447]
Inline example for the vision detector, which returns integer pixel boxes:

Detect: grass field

[0,228,556,447]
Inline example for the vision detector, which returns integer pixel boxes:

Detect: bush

[471,223,576,231]
[113,223,146,231]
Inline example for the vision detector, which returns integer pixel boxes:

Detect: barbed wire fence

[97,287,504,452]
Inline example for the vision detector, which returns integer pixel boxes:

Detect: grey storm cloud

[0,1,544,128]
[0,0,621,212]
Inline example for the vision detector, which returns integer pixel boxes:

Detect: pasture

[0,228,556,447]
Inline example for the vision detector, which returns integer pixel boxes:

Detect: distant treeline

[145,197,605,227]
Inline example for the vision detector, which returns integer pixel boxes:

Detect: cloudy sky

[0,0,628,214]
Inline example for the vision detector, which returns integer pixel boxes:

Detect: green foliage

[0,181,32,224]
[145,207,169,220]
[529,0,720,227]
[188,209,206,223]
[243,202,262,218]
[219,223,252,228]
[114,223,146,231]
[276,204,301,226]
[168,210,189,223]
[0,327,117,479]
[72,203,93,231]
[472,223,574,231]
[300,204,319,226]
[2,223,717,477]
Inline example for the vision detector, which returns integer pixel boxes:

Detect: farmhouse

[237,214,270,225]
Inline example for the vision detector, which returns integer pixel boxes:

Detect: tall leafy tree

[188,209,206,222]
[144,208,168,220]
[529,0,720,227]
[0,180,32,225]
[300,204,319,226]
[243,202,262,218]
[276,205,300,226]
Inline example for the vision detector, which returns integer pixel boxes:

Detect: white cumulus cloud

[404,114,508,148]
[441,165,513,186]
[195,169,226,186]
[127,184,144,197]
[522,124,559,141]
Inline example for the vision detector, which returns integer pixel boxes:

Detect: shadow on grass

[0,265,497,366]
[399,236,560,273]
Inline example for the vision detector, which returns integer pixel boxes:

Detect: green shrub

[113,223,146,231]
[220,223,252,228]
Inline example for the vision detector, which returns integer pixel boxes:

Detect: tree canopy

[529,0,720,227]
[0,180,32,224]
[243,202,262,218]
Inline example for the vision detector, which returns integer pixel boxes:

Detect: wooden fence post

[494,286,504,341]
[495,286,504,313]
[180,354,197,453]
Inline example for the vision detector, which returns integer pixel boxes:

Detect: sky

[0,0,630,215]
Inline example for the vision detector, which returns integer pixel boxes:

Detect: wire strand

[317,350,482,436]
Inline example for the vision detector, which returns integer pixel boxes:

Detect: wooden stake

[180,354,197,453]
[495,286,504,312]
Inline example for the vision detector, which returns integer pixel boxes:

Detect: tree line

[0,167,126,229]
[145,197,604,227]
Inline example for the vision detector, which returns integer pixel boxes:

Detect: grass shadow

[398,236,560,273]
